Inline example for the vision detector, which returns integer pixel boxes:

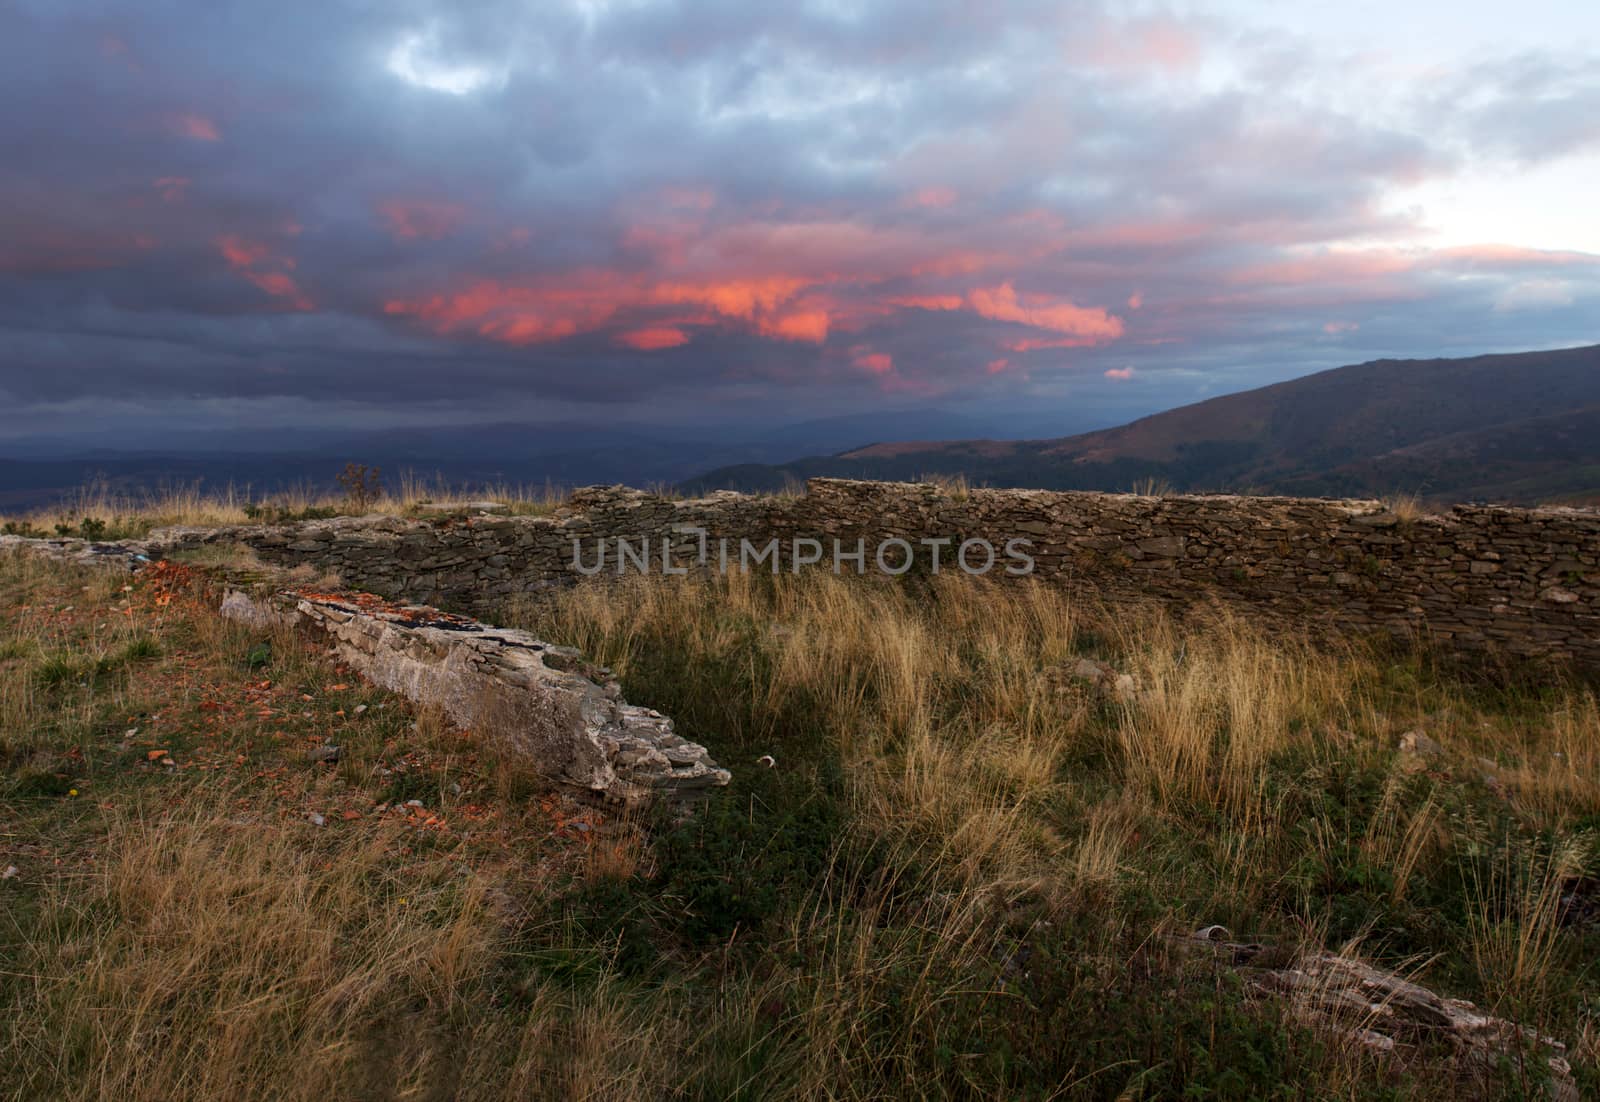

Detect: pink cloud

[655,277,809,320]
[617,326,691,350]
[906,187,957,209]
[386,272,829,349]
[969,282,1124,344]
[1322,320,1359,334]
[1228,249,1414,287]
[168,112,220,141]
[216,234,313,311]
[1066,15,1206,72]
[852,349,894,375]
[887,294,965,311]
[1430,244,1599,268]
[216,235,269,269]
[759,309,830,343]
[384,279,620,345]
[985,358,1011,375]
[1104,366,1134,380]
[377,199,466,241]
[1127,291,1143,309]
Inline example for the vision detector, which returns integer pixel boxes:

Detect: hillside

[683,343,1600,502]
[4,545,1598,1098]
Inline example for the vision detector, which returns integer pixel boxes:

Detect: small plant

[1382,491,1428,524]
[43,516,109,539]
[335,463,383,513]
[920,472,972,500]
[1130,476,1175,498]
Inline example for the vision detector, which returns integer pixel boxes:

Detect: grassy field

[0,472,571,542]
[2,549,1597,1099]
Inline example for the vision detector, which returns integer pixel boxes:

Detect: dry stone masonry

[0,532,730,805]
[140,479,1600,666]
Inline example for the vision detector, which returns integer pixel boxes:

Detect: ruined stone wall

[143,479,1600,666]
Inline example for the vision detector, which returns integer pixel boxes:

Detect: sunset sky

[2,0,1597,445]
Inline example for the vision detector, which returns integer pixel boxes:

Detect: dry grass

[3,552,1597,1099]
[1381,490,1431,522]
[0,473,575,540]
[1128,476,1176,498]
[917,471,973,499]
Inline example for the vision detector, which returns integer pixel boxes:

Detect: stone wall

[0,532,730,804]
[142,479,1600,666]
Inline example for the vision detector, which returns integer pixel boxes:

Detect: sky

[1,0,1597,447]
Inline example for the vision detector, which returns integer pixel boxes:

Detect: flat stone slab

[221,586,729,805]
[1175,926,1577,1100]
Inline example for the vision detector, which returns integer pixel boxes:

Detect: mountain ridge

[681,343,1600,504]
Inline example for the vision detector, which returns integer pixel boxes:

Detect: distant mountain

[0,407,1065,512]
[680,344,1600,504]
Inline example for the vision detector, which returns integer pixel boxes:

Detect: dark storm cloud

[0,0,1596,439]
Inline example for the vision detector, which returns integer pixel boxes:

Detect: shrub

[335,463,382,513]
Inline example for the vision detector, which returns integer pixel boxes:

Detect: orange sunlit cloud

[383,280,619,345]
[169,112,220,141]
[377,199,466,241]
[969,282,1125,344]
[217,235,270,269]
[386,274,820,347]
[985,358,1011,375]
[617,326,691,350]
[852,349,894,375]
[758,309,831,343]
[377,203,1138,358]
[384,264,1133,356]
[656,277,810,320]
[216,234,313,310]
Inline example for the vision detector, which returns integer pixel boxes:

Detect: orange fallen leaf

[342,810,362,821]
[146,749,169,761]
[329,683,349,691]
